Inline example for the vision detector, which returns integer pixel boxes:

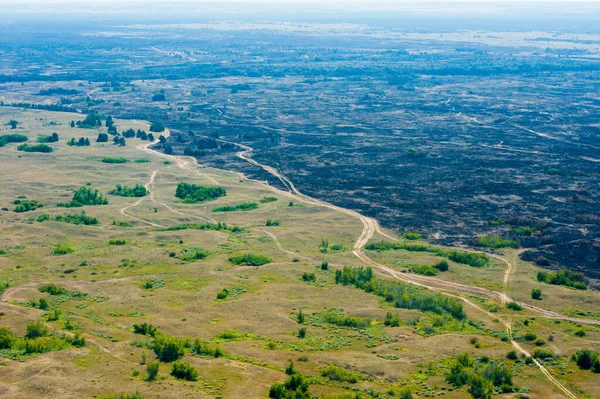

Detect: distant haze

[1,0,600,32]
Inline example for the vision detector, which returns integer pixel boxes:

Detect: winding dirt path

[200,137,588,398]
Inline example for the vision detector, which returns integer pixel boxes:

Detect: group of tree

[175,182,226,203]
[269,364,311,399]
[212,202,258,212]
[67,137,91,147]
[109,184,147,197]
[17,143,53,153]
[75,113,103,129]
[446,353,514,398]
[113,136,126,146]
[0,322,84,358]
[57,186,108,208]
[37,132,59,143]
[37,211,99,226]
[335,266,466,320]
[365,241,489,267]
[0,133,28,147]
[13,199,43,213]
[537,270,587,290]
[229,253,271,266]
[572,349,600,373]
[149,122,165,132]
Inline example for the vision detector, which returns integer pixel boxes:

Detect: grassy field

[0,107,598,399]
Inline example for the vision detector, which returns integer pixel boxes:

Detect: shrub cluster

[175,182,226,203]
[335,266,466,320]
[109,184,147,197]
[213,202,258,212]
[57,187,108,208]
[229,253,272,266]
[537,270,587,290]
[365,241,488,267]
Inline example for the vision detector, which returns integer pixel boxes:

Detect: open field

[0,108,599,399]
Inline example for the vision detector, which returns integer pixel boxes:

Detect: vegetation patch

[402,232,423,240]
[260,196,278,204]
[101,157,129,164]
[475,235,518,249]
[37,211,99,225]
[157,222,242,233]
[410,265,439,276]
[336,266,466,319]
[67,137,91,147]
[212,202,258,212]
[229,253,271,266]
[0,322,84,360]
[17,143,53,153]
[179,248,210,262]
[57,186,108,208]
[52,244,75,255]
[175,182,226,204]
[13,199,43,213]
[109,184,147,197]
[537,270,587,290]
[366,241,489,267]
[0,133,28,147]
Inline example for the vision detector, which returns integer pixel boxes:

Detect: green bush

[216,289,228,300]
[149,122,165,132]
[213,202,258,212]
[133,322,157,337]
[572,349,600,372]
[146,361,159,381]
[109,239,127,246]
[170,362,199,381]
[537,270,587,290]
[57,186,108,207]
[402,232,422,240]
[109,184,147,197]
[101,157,129,164]
[52,244,74,255]
[505,302,523,311]
[301,272,316,282]
[13,199,43,213]
[384,312,400,327]
[365,241,489,267]
[0,133,28,147]
[25,322,49,339]
[475,235,518,249]
[260,197,278,204]
[179,248,209,262]
[229,253,271,266]
[410,265,438,276]
[0,327,15,349]
[269,373,311,399]
[37,132,59,143]
[17,143,53,153]
[175,182,226,204]
[39,211,99,225]
[434,259,449,271]
[39,284,66,295]
[320,364,360,383]
[531,288,542,300]
[335,266,466,320]
[532,348,555,360]
[152,334,186,362]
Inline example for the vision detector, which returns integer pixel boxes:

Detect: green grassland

[0,107,598,399]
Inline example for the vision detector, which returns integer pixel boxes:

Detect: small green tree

[531,288,542,300]
[297,310,305,324]
[146,361,159,381]
[298,328,306,339]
